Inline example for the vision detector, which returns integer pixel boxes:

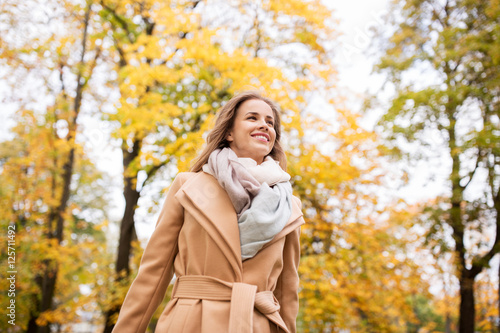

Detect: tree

[0,0,107,331]
[0,110,112,332]
[374,1,500,332]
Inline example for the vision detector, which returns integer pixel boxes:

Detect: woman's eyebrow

[245,111,274,119]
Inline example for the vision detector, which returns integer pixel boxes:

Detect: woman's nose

[257,119,269,130]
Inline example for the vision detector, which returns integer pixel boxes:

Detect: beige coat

[112,172,304,333]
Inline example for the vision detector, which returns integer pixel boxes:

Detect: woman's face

[227,99,276,164]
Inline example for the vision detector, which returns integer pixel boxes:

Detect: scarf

[202,148,293,259]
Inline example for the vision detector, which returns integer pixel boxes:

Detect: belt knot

[172,275,289,333]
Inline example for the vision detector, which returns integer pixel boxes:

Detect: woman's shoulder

[172,171,212,188]
[170,171,197,188]
[174,171,198,181]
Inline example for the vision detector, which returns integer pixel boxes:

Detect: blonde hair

[190,91,287,172]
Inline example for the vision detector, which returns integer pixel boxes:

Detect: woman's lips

[251,133,270,142]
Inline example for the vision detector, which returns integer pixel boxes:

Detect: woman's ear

[226,131,233,143]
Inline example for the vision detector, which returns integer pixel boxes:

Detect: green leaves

[373,0,500,330]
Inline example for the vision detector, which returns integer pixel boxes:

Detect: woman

[112,91,305,333]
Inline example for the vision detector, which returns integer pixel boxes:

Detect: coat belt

[171,275,289,333]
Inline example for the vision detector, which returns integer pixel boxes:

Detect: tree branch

[462,148,482,189]
[100,0,135,43]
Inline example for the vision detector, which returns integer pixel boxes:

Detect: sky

[328,0,390,94]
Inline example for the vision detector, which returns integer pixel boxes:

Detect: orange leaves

[298,216,425,331]
[289,96,434,330]
[475,275,498,331]
[267,0,333,33]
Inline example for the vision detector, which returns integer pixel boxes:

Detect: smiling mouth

[252,134,269,142]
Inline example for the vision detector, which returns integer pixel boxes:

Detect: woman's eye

[267,121,274,126]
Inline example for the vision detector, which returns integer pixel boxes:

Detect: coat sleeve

[112,173,188,333]
[274,225,302,333]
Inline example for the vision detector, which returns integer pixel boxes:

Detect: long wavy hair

[190,91,287,172]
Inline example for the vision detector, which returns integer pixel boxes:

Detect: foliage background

[0,0,498,332]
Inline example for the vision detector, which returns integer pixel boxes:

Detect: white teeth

[254,135,268,141]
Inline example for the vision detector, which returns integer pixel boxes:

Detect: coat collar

[175,172,304,277]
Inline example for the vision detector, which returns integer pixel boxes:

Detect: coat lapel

[175,172,243,277]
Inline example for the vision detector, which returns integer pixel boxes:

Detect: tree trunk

[26,292,40,332]
[458,270,475,333]
[35,266,58,333]
[115,182,140,275]
[103,143,141,333]
[25,3,91,331]
[27,143,76,332]
[27,316,38,333]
